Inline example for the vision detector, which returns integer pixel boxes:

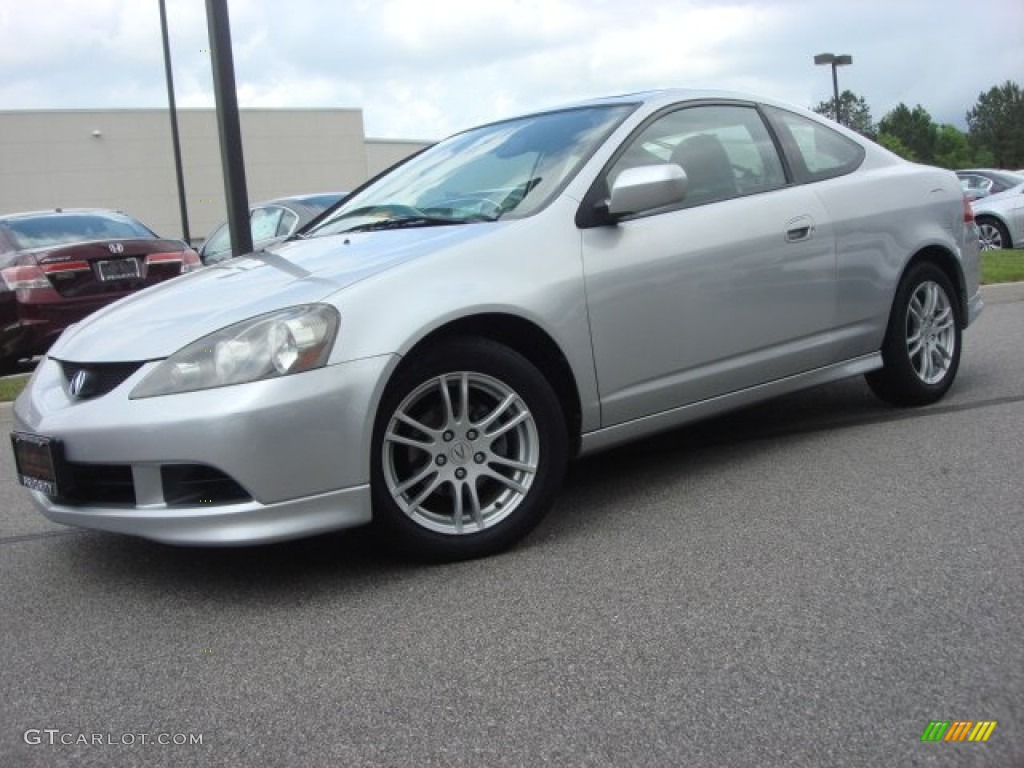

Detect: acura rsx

[11,89,982,560]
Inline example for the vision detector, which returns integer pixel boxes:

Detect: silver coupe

[11,89,983,560]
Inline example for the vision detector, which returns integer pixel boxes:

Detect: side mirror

[606,164,688,218]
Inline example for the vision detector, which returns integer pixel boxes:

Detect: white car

[971,182,1024,250]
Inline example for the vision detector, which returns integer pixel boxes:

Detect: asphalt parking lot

[1,283,1022,768]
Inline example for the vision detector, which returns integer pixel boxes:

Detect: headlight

[130,304,339,398]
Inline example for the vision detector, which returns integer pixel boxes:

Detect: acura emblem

[69,369,96,399]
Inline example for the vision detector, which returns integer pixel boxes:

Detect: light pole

[813,53,853,125]
[159,0,190,244]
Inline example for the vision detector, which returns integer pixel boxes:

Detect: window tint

[250,207,284,242]
[764,106,865,183]
[607,104,786,209]
[202,224,231,262]
[276,209,299,237]
[5,212,154,250]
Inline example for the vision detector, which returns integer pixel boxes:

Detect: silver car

[971,182,1024,250]
[10,90,983,560]
[198,192,347,265]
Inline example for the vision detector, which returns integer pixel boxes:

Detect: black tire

[976,216,1011,250]
[371,337,568,561]
[865,262,962,406]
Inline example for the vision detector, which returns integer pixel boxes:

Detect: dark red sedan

[0,209,200,369]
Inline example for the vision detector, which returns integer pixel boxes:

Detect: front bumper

[13,353,399,545]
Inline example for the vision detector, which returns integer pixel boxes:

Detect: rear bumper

[1,293,117,363]
[966,289,984,327]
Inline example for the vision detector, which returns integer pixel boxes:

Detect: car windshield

[5,212,155,250]
[306,105,634,237]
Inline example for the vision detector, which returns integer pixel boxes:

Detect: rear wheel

[371,338,567,561]
[866,262,961,406]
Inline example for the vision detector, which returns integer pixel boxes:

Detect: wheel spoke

[394,411,439,443]
[933,307,954,331]
[488,455,537,474]
[474,393,517,432]
[921,283,938,317]
[907,330,924,358]
[393,464,437,496]
[459,373,471,423]
[486,409,531,440]
[920,345,934,380]
[385,430,434,450]
[467,481,484,530]
[908,296,925,324]
[452,482,464,534]
[439,375,456,426]
[483,469,529,496]
[407,474,444,513]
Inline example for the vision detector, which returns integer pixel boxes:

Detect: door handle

[784,215,815,242]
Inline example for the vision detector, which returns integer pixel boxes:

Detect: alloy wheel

[905,280,956,385]
[381,371,539,535]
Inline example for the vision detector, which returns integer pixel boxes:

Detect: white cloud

[1,0,1022,137]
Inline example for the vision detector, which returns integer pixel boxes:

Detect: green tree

[933,124,976,169]
[812,90,875,137]
[966,80,1024,168]
[876,132,916,161]
[877,104,938,165]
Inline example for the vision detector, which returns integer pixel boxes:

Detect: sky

[1,0,1022,141]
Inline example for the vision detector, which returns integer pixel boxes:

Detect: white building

[0,108,432,243]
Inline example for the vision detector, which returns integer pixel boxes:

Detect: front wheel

[865,263,962,406]
[976,216,1011,250]
[371,338,567,561]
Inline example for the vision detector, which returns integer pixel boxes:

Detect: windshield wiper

[341,215,471,234]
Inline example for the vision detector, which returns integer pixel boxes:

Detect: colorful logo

[921,721,997,742]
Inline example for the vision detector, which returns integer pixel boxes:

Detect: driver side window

[608,104,786,209]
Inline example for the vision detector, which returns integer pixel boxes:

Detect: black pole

[159,0,190,243]
[205,0,252,257]
[831,63,841,125]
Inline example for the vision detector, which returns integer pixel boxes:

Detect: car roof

[0,207,133,223]
[533,88,799,114]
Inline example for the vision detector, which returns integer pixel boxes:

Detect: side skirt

[579,353,882,456]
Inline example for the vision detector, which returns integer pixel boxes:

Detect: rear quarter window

[764,106,865,184]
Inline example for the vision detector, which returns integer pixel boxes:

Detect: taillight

[145,250,202,274]
[1,265,50,291]
[41,261,90,275]
[963,194,975,224]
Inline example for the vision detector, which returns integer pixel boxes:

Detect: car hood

[51,224,498,362]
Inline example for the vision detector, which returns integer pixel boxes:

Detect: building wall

[0,109,431,243]
[365,139,431,179]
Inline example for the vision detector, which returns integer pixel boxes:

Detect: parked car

[955,169,1024,201]
[971,182,1024,250]
[0,208,200,370]
[11,90,982,560]
[198,192,346,264]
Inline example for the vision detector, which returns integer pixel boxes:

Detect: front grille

[58,360,144,399]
